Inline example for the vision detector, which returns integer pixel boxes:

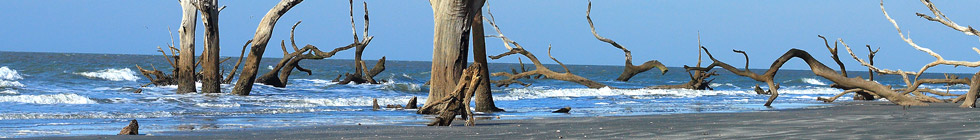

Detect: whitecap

[0,66,23,80]
[195,103,241,108]
[0,80,24,87]
[0,93,98,104]
[75,68,141,81]
[801,78,828,86]
[0,90,17,94]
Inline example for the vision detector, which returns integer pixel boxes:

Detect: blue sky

[2,0,980,73]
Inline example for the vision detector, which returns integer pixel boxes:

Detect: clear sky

[2,0,980,73]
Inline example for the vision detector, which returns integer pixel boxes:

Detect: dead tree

[687,46,927,106]
[256,21,356,87]
[483,10,609,89]
[421,0,485,114]
[195,0,226,93]
[840,0,980,107]
[333,0,386,85]
[469,2,504,112]
[649,33,716,90]
[586,1,668,81]
[176,0,197,94]
[422,63,483,126]
[816,35,876,101]
[231,0,304,96]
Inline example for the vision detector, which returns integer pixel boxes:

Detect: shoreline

[27,101,980,139]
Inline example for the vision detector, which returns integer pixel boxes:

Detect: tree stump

[118,120,139,135]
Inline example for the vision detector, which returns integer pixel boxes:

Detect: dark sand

[28,102,980,139]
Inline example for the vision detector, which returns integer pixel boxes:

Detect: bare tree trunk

[420,0,484,114]
[961,72,980,108]
[231,0,303,96]
[176,0,198,94]
[471,7,503,113]
[197,0,224,93]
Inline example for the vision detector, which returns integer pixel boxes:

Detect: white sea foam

[802,78,828,86]
[0,80,24,87]
[0,66,23,80]
[75,68,140,81]
[14,130,69,135]
[274,96,417,107]
[0,93,97,104]
[195,103,241,108]
[495,87,746,101]
[0,90,17,94]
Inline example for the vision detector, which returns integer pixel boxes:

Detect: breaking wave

[0,93,98,104]
[75,68,140,81]
[0,66,24,88]
[801,78,828,86]
[0,66,23,80]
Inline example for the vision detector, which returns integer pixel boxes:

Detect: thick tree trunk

[420,0,484,114]
[176,0,197,94]
[471,8,503,113]
[231,0,303,96]
[198,0,222,93]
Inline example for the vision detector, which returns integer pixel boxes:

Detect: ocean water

[0,51,969,138]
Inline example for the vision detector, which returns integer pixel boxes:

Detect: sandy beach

[26,101,980,139]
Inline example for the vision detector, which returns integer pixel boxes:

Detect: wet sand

[29,102,980,139]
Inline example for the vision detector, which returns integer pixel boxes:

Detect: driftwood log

[422,63,483,126]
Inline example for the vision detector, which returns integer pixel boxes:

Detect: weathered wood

[552,107,571,113]
[687,47,926,106]
[223,40,251,84]
[426,64,482,126]
[961,72,980,108]
[196,0,224,93]
[118,120,138,135]
[471,5,503,113]
[176,0,197,94]
[484,11,609,89]
[231,0,303,96]
[421,0,485,114]
[587,1,667,81]
[405,96,418,109]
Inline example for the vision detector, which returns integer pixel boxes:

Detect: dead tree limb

[483,9,608,89]
[231,0,304,96]
[881,1,980,80]
[223,40,252,84]
[586,1,667,81]
[256,21,355,87]
[649,32,716,90]
[818,35,847,77]
[687,47,927,106]
[423,64,482,126]
[335,0,385,85]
